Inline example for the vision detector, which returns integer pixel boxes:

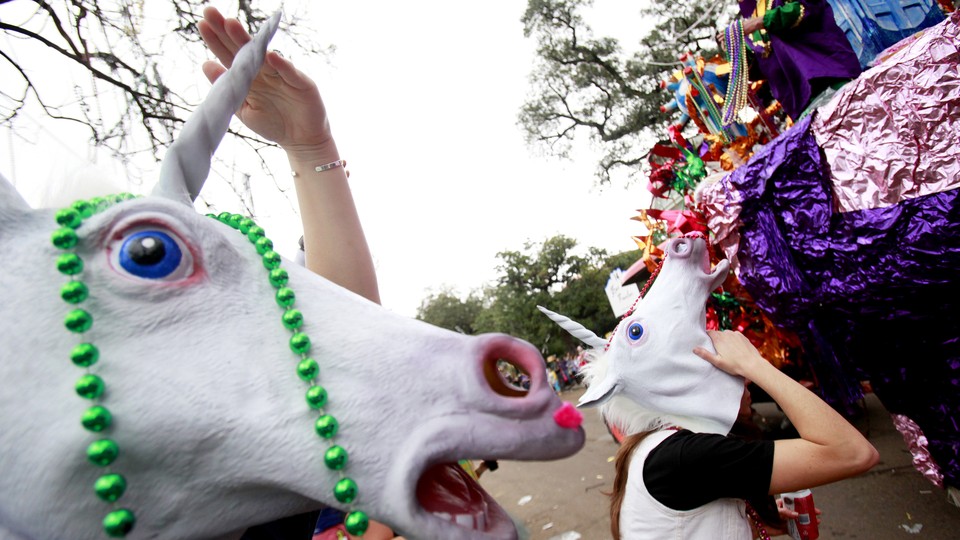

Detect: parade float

[621,0,959,498]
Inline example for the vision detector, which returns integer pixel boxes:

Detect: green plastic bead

[246,225,266,241]
[296,358,319,381]
[76,374,105,399]
[216,211,232,223]
[89,196,106,210]
[65,308,93,333]
[205,213,217,219]
[262,250,282,270]
[87,439,119,466]
[324,445,348,471]
[276,287,296,308]
[238,218,255,234]
[227,213,243,229]
[344,511,369,536]
[290,332,311,355]
[56,253,84,275]
[268,268,289,288]
[71,343,99,367]
[334,477,358,504]
[72,200,94,219]
[315,414,339,439]
[55,208,82,229]
[255,237,274,255]
[305,386,328,409]
[281,308,303,329]
[81,405,112,432]
[94,473,127,502]
[61,281,89,304]
[102,508,135,537]
[51,227,79,249]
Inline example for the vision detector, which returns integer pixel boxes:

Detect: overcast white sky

[2,1,654,318]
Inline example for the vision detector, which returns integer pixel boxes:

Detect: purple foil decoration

[699,14,960,488]
[892,413,944,489]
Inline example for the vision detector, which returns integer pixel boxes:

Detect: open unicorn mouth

[416,462,512,535]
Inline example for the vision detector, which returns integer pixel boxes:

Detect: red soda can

[781,489,819,540]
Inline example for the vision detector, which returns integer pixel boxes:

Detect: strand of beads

[208,212,369,537]
[54,194,138,538]
[746,503,771,540]
[720,18,750,126]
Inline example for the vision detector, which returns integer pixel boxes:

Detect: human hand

[717,16,765,45]
[693,330,768,379]
[776,497,822,523]
[197,6,336,164]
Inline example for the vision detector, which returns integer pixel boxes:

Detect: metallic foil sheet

[698,110,960,489]
[892,413,944,488]
[812,12,960,213]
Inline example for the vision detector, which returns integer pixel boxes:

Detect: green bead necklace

[53,197,368,537]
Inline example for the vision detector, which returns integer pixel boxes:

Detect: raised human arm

[694,330,879,494]
[198,6,380,304]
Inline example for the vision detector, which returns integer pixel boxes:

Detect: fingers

[265,52,313,90]
[199,6,252,68]
[201,61,227,86]
[223,15,253,50]
[692,346,719,364]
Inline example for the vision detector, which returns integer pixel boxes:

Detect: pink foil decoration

[812,13,960,213]
[891,413,944,488]
[697,173,744,271]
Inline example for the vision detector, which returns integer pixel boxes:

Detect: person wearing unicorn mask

[539,233,879,539]
[198,6,399,540]
[611,329,879,539]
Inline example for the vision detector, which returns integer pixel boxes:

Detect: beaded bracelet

[291,159,345,177]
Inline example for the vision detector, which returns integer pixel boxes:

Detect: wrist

[283,138,340,168]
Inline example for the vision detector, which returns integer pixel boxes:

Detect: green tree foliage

[415,234,642,359]
[415,288,484,335]
[519,0,731,185]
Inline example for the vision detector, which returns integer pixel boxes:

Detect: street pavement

[479,386,960,540]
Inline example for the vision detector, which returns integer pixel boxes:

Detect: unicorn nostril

[483,357,530,398]
[479,334,548,398]
[671,238,693,257]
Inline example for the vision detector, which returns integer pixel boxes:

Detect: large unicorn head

[540,235,743,435]
[0,12,583,540]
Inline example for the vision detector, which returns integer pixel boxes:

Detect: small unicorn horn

[537,306,607,350]
[153,11,282,204]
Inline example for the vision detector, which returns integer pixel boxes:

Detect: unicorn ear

[0,173,30,218]
[537,306,607,350]
[152,11,282,204]
[577,374,620,409]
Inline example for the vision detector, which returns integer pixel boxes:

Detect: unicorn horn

[537,306,607,350]
[153,11,282,204]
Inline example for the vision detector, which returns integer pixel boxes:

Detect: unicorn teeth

[432,504,489,531]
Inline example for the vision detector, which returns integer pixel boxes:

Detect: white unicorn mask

[540,235,743,435]
[0,12,584,540]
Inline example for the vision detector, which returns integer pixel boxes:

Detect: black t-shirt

[643,429,775,511]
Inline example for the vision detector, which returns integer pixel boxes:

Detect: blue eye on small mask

[627,322,644,341]
[119,230,182,279]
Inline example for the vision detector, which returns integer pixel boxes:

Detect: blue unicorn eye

[118,230,183,279]
[627,322,644,341]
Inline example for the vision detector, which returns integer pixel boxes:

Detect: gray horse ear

[0,173,31,218]
[152,10,282,205]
